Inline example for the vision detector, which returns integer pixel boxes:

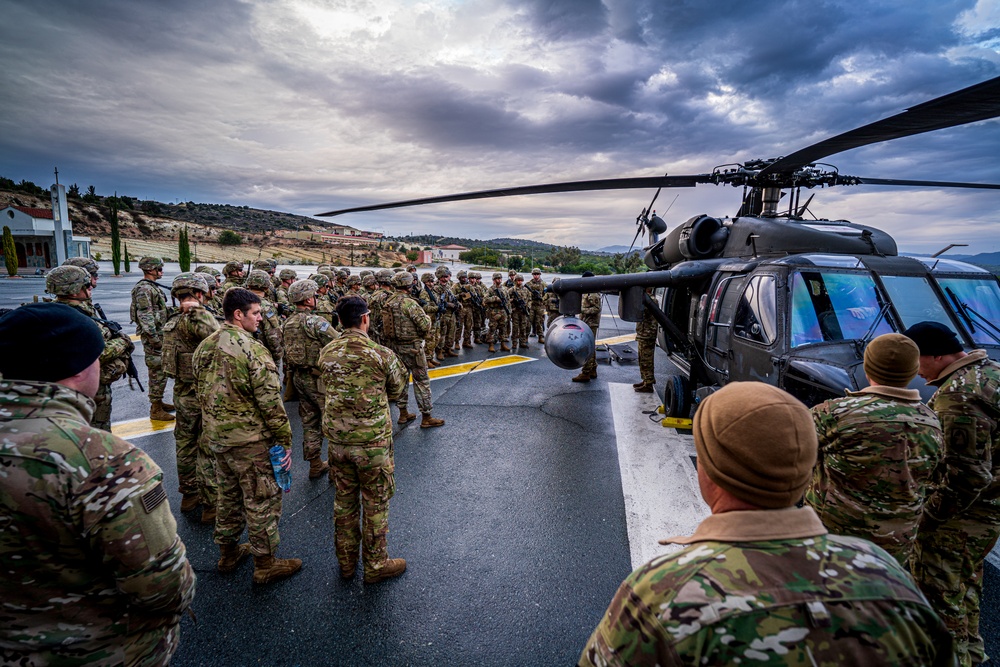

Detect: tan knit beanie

[693,382,817,509]
[864,333,920,388]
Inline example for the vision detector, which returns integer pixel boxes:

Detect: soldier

[195,265,224,312]
[580,382,955,666]
[309,273,338,323]
[0,303,196,664]
[904,320,1000,666]
[526,268,547,342]
[282,279,339,478]
[573,272,602,383]
[361,273,377,297]
[276,268,297,309]
[484,272,511,353]
[162,272,221,523]
[319,296,409,583]
[195,264,222,287]
[246,269,284,365]
[507,274,532,350]
[632,287,658,393]
[417,272,442,366]
[332,269,349,299]
[367,268,394,346]
[131,256,176,421]
[452,270,475,349]
[253,259,279,302]
[504,268,516,288]
[383,272,445,428]
[193,288,302,584]
[545,277,561,329]
[468,271,487,344]
[434,267,459,359]
[220,260,245,294]
[63,255,100,288]
[46,265,134,430]
[345,274,365,299]
[805,333,943,565]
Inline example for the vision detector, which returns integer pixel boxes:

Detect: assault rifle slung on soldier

[94,302,145,392]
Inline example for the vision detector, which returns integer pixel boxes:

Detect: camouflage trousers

[546,310,560,331]
[511,310,530,346]
[212,442,283,557]
[455,304,474,345]
[92,383,113,431]
[912,516,1000,667]
[173,381,218,506]
[582,322,600,375]
[529,302,545,338]
[472,304,485,342]
[291,368,325,462]
[487,309,509,344]
[424,316,439,358]
[636,325,657,386]
[391,341,432,414]
[437,312,456,353]
[329,438,395,577]
[142,335,167,401]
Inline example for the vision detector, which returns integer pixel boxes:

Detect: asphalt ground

[2,265,998,666]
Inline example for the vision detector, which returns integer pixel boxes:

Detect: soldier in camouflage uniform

[434,267,460,359]
[468,271,487,344]
[282,279,339,478]
[484,272,511,353]
[63,255,100,288]
[633,287,658,393]
[162,273,221,522]
[805,333,943,566]
[47,265,135,430]
[362,273,377,297]
[573,274,603,382]
[580,382,955,667]
[193,288,302,584]
[246,270,284,365]
[545,277,561,329]
[309,273,338,324]
[905,321,1000,666]
[452,270,475,349]
[319,296,409,583]
[345,274,365,300]
[0,303,196,665]
[507,274,532,350]
[131,256,176,421]
[253,259,279,302]
[414,273,441,367]
[366,269,394,346]
[383,272,445,428]
[526,268,547,342]
[195,265,224,312]
[220,260,245,295]
[276,268,297,310]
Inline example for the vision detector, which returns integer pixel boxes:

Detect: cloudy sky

[2,0,999,253]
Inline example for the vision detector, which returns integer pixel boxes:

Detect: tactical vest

[161,313,197,382]
[384,292,420,343]
[283,312,326,367]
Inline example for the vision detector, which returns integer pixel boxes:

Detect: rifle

[94,303,145,393]
[470,290,486,317]
[493,286,511,318]
[510,289,530,316]
[426,284,446,315]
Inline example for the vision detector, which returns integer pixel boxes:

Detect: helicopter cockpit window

[790,271,893,347]
[938,277,1000,346]
[707,275,747,349]
[880,275,953,331]
[733,275,777,345]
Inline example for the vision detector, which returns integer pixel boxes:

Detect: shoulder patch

[141,482,167,513]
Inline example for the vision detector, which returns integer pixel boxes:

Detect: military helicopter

[318,76,1000,416]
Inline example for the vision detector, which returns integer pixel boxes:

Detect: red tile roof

[11,206,54,219]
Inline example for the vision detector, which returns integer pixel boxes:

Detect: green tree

[123,242,131,273]
[506,255,524,272]
[611,251,644,274]
[405,250,419,262]
[546,246,581,270]
[460,246,501,266]
[2,225,18,277]
[68,183,81,198]
[109,196,122,275]
[178,225,192,271]
[84,185,99,204]
[218,230,242,246]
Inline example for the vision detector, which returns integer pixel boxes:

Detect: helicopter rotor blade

[759,76,1000,177]
[316,175,709,217]
[854,177,1000,189]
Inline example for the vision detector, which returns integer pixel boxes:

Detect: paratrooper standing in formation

[131,256,176,421]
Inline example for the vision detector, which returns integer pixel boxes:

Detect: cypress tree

[179,225,191,272]
[110,195,121,276]
[124,241,131,273]
[2,225,17,277]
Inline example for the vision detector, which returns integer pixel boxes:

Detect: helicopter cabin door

[704,272,779,386]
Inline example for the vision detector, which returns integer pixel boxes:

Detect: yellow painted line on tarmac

[427,354,535,381]
[596,333,636,345]
[130,334,140,342]
[112,416,175,440]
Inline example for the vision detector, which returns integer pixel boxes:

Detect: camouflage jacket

[805,385,943,563]
[924,350,1000,523]
[282,308,338,368]
[526,277,546,305]
[383,291,431,344]
[319,329,407,445]
[635,290,658,339]
[545,288,560,315]
[274,285,291,309]
[60,298,134,385]
[162,304,220,384]
[0,379,196,666]
[581,292,602,328]
[220,278,243,295]
[257,296,284,364]
[130,279,169,343]
[484,284,509,314]
[193,323,292,450]
[580,507,955,667]
[506,284,532,316]
[451,281,474,304]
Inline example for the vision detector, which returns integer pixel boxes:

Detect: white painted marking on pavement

[608,382,708,570]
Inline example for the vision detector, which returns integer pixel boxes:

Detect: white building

[432,244,468,261]
[0,184,90,270]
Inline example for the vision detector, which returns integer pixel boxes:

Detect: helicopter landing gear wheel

[663,375,690,419]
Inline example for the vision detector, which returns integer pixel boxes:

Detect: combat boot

[538,336,544,344]
[200,504,217,524]
[632,381,646,388]
[572,372,591,383]
[180,493,200,513]
[252,555,303,584]
[217,542,251,573]
[160,400,176,411]
[364,557,406,584]
[397,410,417,425]
[634,383,654,393]
[420,413,445,428]
[488,344,496,352]
[463,342,474,349]
[435,350,445,361]
[500,342,511,351]
[150,401,175,422]
[283,381,298,402]
[445,349,459,358]
[588,369,598,379]
[427,358,441,368]
[340,561,357,580]
[308,457,330,479]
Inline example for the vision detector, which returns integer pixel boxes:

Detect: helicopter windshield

[879,275,954,331]
[938,277,1000,346]
[791,271,894,347]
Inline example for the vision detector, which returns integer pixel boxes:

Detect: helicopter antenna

[931,243,969,258]
[795,193,815,218]
[627,174,668,256]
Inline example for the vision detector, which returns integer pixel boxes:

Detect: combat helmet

[492,272,503,281]
[138,256,164,272]
[195,265,220,279]
[469,271,481,280]
[362,274,376,288]
[253,259,272,271]
[421,273,436,284]
[531,267,541,276]
[377,269,394,284]
[392,272,414,288]
[222,261,243,277]
[514,274,524,282]
[46,265,92,296]
[171,272,209,297]
[288,279,319,303]
[435,265,450,278]
[360,270,373,279]
[245,270,273,291]
[194,272,217,292]
[279,268,298,281]
[336,269,348,279]
[316,264,331,273]
[457,270,468,280]
[309,273,330,288]
[346,275,361,287]
[62,256,99,277]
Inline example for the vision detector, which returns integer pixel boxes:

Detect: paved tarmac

[2,264,998,666]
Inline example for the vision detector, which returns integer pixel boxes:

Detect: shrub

[218,230,243,246]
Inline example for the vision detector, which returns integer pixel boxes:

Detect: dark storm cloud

[509,0,610,41]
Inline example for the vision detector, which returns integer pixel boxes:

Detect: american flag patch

[141,483,167,513]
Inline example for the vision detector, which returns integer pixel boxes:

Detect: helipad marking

[112,416,175,440]
[427,354,535,380]
[597,333,636,345]
[130,334,140,342]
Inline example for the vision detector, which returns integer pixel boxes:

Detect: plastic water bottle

[269,445,292,493]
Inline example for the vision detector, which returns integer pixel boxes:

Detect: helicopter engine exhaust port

[650,215,729,268]
[543,316,595,370]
